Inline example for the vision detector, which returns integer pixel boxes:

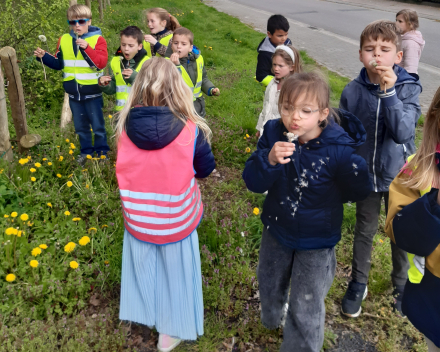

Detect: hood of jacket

[257,36,292,53]
[355,64,421,90]
[69,26,102,39]
[402,30,425,49]
[125,106,185,150]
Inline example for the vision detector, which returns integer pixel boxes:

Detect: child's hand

[76,38,89,49]
[122,68,133,79]
[268,142,295,166]
[34,48,45,58]
[212,88,220,96]
[144,35,158,45]
[376,65,397,92]
[99,76,112,86]
[256,131,261,138]
[170,53,180,65]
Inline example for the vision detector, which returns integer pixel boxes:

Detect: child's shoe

[392,285,406,318]
[157,334,182,352]
[341,281,368,318]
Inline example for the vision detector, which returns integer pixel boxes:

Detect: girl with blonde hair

[385,87,440,351]
[115,57,215,352]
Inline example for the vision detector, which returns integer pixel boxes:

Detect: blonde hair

[272,44,303,75]
[67,4,92,20]
[402,86,440,190]
[114,57,212,145]
[396,9,419,31]
[145,8,181,32]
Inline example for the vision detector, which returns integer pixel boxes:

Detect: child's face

[69,18,91,36]
[267,29,288,46]
[120,35,142,61]
[359,36,402,75]
[171,34,193,58]
[395,15,409,34]
[272,55,294,80]
[280,93,329,143]
[147,13,167,34]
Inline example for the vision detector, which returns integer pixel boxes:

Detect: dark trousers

[352,191,409,286]
[257,228,336,352]
[69,96,110,156]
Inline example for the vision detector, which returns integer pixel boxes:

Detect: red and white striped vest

[116,120,203,245]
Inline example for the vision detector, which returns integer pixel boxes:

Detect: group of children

[32,3,439,352]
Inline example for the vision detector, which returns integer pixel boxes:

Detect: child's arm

[34,36,64,70]
[335,147,372,202]
[386,174,440,256]
[98,66,116,95]
[193,129,216,178]
[256,81,273,134]
[201,66,219,96]
[256,52,274,87]
[78,36,108,70]
[402,40,422,74]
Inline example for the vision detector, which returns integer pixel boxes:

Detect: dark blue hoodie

[125,106,216,178]
[243,110,372,250]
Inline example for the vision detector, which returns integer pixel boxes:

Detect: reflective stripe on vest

[143,34,172,57]
[60,33,103,85]
[179,55,203,101]
[111,55,149,111]
[404,154,430,284]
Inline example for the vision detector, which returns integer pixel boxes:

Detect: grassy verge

[0,0,426,351]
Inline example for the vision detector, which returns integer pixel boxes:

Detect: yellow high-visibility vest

[178,55,203,101]
[143,33,172,57]
[111,55,150,111]
[60,33,103,85]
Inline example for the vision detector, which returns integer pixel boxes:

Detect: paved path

[206,0,440,113]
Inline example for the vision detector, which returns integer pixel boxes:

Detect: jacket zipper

[75,39,80,101]
[372,96,381,192]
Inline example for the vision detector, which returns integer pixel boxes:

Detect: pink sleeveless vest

[116,121,203,245]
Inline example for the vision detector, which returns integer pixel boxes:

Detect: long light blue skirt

[119,229,204,340]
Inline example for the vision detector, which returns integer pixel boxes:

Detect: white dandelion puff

[352,163,358,169]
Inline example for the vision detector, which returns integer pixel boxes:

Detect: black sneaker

[392,285,406,318]
[341,281,368,318]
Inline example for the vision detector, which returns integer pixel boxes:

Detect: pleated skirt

[119,228,204,340]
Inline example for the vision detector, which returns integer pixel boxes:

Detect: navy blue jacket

[340,65,422,192]
[126,106,215,178]
[243,110,372,250]
[256,36,292,84]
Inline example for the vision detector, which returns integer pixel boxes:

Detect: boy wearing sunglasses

[34,4,109,164]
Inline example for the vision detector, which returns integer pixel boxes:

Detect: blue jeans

[257,227,336,352]
[69,96,110,155]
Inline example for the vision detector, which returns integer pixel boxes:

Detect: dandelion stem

[41,60,47,81]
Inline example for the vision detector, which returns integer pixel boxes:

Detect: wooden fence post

[85,0,91,9]
[0,47,28,153]
[0,65,13,161]
[98,0,104,21]
[107,0,111,7]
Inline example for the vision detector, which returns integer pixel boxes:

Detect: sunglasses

[67,18,90,26]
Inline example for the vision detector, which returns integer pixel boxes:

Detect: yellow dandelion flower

[31,177,36,182]
[4,214,9,218]
[64,242,76,253]
[88,227,97,234]
[100,155,106,159]
[70,261,79,269]
[11,212,17,218]
[72,217,81,222]
[79,236,91,246]
[27,222,33,226]
[31,247,42,257]
[101,224,108,228]
[34,163,41,168]
[17,230,22,237]
[39,244,48,249]
[47,203,52,207]
[68,174,73,178]
[43,158,47,161]
[30,168,36,173]
[20,214,29,221]
[204,45,207,48]
[58,156,64,162]
[66,139,70,143]
[5,227,17,235]
[253,207,260,215]
[70,143,75,149]
[86,184,90,189]
[30,260,39,268]
[108,115,112,119]
[246,134,250,138]
[235,39,237,41]
[243,136,246,140]
[104,260,109,265]
[48,162,52,166]
[245,147,251,153]
[64,211,70,216]
[379,239,384,243]
[5,274,16,282]
[57,174,62,178]
[19,158,29,165]
[66,181,73,188]
[86,155,92,160]
[69,150,73,155]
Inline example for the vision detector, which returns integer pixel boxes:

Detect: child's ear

[138,43,143,51]
[320,108,330,122]
[395,50,403,65]
[358,49,363,63]
[190,44,194,52]
[267,31,272,39]
[161,19,167,28]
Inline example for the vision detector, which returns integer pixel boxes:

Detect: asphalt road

[206,0,440,112]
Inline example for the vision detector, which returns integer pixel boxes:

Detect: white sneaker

[157,334,182,352]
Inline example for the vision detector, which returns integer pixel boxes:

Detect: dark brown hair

[120,26,143,45]
[272,45,303,75]
[396,9,419,31]
[145,7,181,32]
[360,20,402,51]
[173,27,194,45]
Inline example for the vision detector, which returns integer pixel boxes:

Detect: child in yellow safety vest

[143,7,180,57]
[168,27,220,117]
[99,26,149,111]
[33,4,109,164]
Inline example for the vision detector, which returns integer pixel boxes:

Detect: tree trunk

[0,46,28,153]
[107,0,111,7]
[98,0,104,21]
[0,66,13,161]
[85,0,91,9]
[69,0,77,5]
[60,93,72,129]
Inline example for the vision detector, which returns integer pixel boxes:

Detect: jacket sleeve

[386,177,440,256]
[154,42,167,57]
[37,36,63,70]
[255,80,272,133]
[242,129,284,193]
[193,129,216,178]
[82,36,108,70]
[98,74,116,95]
[335,146,372,202]
[379,82,421,145]
[402,40,421,74]
[256,51,274,87]
[339,87,348,111]
[201,65,215,96]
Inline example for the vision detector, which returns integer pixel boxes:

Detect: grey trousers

[353,191,409,286]
[257,228,336,352]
